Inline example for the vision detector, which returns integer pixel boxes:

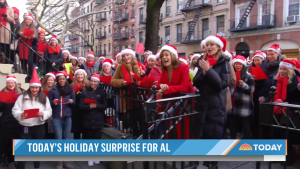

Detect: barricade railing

[256,86,300,169]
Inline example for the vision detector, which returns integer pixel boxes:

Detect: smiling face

[267,50,279,63]
[76,72,84,82]
[47,77,55,88]
[144,52,151,60]
[30,86,40,96]
[71,59,77,65]
[234,62,243,71]
[99,58,105,63]
[122,54,132,64]
[253,57,263,67]
[117,56,122,63]
[103,64,111,74]
[50,39,57,46]
[78,59,84,65]
[14,13,19,20]
[57,76,66,86]
[279,66,289,78]
[87,56,94,64]
[6,80,16,91]
[90,79,99,89]
[25,18,32,26]
[160,50,172,68]
[63,53,68,59]
[206,41,220,56]
[148,58,156,68]
[192,56,199,65]
[39,33,45,40]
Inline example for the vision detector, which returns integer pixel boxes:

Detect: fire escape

[181,0,212,44]
[236,0,256,29]
[113,0,128,55]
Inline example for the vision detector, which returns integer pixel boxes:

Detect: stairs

[0,64,29,90]
[184,7,202,42]
[236,0,256,28]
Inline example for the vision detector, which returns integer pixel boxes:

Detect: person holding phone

[12,68,52,169]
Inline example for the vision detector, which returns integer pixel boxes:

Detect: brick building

[228,0,300,59]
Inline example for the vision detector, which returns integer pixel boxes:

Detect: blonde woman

[189,53,201,82]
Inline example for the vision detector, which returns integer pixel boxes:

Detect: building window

[139,31,143,43]
[166,1,171,17]
[217,0,224,3]
[165,26,170,44]
[109,6,111,17]
[104,26,106,33]
[91,4,92,11]
[87,6,89,13]
[216,15,225,33]
[177,0,183,12]
[179,53,185,57]
[288,0,299,16]
[139,8,143,21]
[202,19,209,39]
[125,7,128,14]
[104,44,106,54]
[188,22,195,40]
[125,45,128,49]
[131,5,135,18]
[259,1,272,25]
[114,47,116,53]
[131,24,135,37]
[131,44,134,50]
[87,35,89,42]
[176,24,182,42]
[236,7,248,28]
[108,25,111,33]
[108,43,111,53]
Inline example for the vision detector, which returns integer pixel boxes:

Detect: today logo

[239,144,282,151]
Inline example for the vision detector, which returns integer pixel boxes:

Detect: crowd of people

[0,0,300,169]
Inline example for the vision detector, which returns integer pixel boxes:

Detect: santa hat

[12,7,19,16]
[45,72,56,79]
[38,28,46,35]
[62,50,70,56]
[200,40,206,49]
[268,43,280,53]
[121,48,135,57]
[253,51,265,60]
[91,74,100,82]
[147,55,156,62]
[78,57,86,62]
[6,76,17,83]
[50,35,58,43]
[115,52,121,60]
[224,51,233,58]
[145,50,153,55]
[102,59,113,67]
[246,59,253,65]
[74,69,87,76]
[56,70,68,77]
[279,59,300,69]
[87,51,95,58]
[232,55,247,66]
[203,35,227,52]
[179,57,187,65]
[99,56,106,61]
[70,56,77,60]
[25,13,34,21]
[30,68,41,87]
[262,52,267,58]
[155,51,160,59]
[190,54,201,62]
[159,44,179,58]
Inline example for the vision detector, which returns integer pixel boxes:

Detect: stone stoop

[0,64,29,90]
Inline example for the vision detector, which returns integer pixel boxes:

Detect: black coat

[79,85,107,129]
[71,91,84,133]
[44,49,63,73]
[193,54,230,139]
[0,102,23,134]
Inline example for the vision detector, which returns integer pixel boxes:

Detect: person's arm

[95,91,107,110]
[111,65,126,87]
[79,92,90,111]
[43,49,53,63]
[204,61,230,91]
[228,59,236,86]
[241,73,255,95]
[40,97,52,121]
[12,95,24,122]
[48,89,57,108]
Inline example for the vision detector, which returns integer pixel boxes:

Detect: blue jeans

[52,117,72,139]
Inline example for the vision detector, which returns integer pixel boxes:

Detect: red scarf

[48,45,61,54]
[0,6,7,28]
[206,56,217,67]
[144,60,148,67]
[232,71,242,107]
[86,61,95,69]
[275,76,288,101]
[121,65,132,85]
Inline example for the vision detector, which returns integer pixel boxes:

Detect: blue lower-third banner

[13,139,286,156]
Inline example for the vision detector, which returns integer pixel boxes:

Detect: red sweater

[157,63,194,95]
[148,66,161,81]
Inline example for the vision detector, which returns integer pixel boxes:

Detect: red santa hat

[30,68,41,87]
[179,57,187,65]
[190,54,201,62]
[56,70,68,77]
[155,51,160,59]
[38,28,46,35]
[6,76,17,83]
[12,7,19,16]
[268,43,280,53]
[74,69,87,76]
[147,55,156,62]
[121,48,136,57]
[99,56,106,61]
[62,50,70,56]
[102,59,113,67]
[25,13,34,21]
[115,52,121,60]
[253,51,265,60]
[224,51,233,58]
[50,35,58,43]
[87,51,95,58]
[78,57,86,62]
[45,72,56,79]
[232,55,247,66]
[159,44,179,58]
[279,59,300,69]
[70,56,77,60]
[203,35,227,52]
[91,74,100,82]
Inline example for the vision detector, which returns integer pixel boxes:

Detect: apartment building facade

[228,0,300,59]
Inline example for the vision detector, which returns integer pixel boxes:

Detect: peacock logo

[239,144,252,151]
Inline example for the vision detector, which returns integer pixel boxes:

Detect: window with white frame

[289,0,300,16]
[259,1,272,25]
[177,0,183,13]
[217,0,224,3]
[217,15,225,33]
[176,24,182,42]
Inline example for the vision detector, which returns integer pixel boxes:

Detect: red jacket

[157,63,194,95]
[148,66,161,81]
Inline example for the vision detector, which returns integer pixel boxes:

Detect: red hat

[120,48,136,57]
[179,57,187,65]
[99,55,106,61]
[30,68,41,87]
[45,72,56,79]
[253,51,265,60]
[78,57,86,62]
[203,35,227,52]
[56,70,68,77]
[6,76,17,83]
[102,59,113,67]
[279,59,300,69]
[38,28,45,35]
[268,43,280,53]
[229,52,234,57]
[91,74,100,82]
[25,13,34,21]
[87,51,95,58]
[114,52,121,60]
[232,55,247,66]
[159,44,179,58]
[224,51,233,58]
[74,69,87,76]
[50,35,58,42]
[12,7,19,16]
